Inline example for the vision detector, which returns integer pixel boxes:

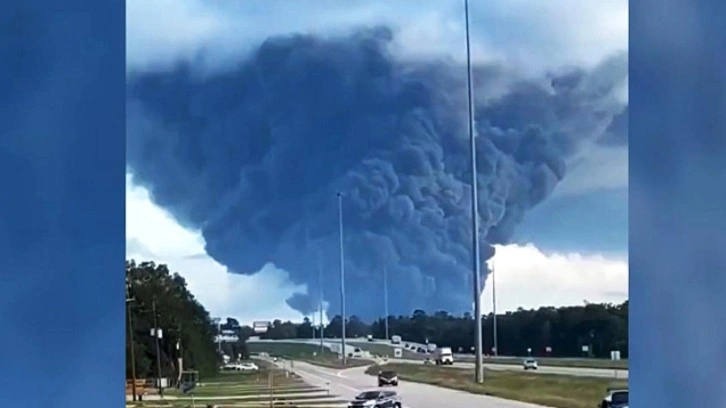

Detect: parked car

[221,362,259,372]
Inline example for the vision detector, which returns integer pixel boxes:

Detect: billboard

[253,321,270,333]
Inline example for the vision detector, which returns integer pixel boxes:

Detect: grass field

[357,342,420,359]
[469,355,628,370]
[135,359,348,408]
[366,363,627,408]
[355,341,627,370]
[248,341,370,368]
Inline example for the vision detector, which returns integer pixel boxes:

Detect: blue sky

[125,0,629,322]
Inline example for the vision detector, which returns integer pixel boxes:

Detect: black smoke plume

[126,27,627,321]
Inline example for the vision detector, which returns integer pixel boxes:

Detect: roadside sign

[393,348,403,358]
[150,328,163,339]
[253,321,270,334]
[581,345,589,352]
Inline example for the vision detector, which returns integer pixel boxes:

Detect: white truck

[391,335,402,344]
[434,347,454,365]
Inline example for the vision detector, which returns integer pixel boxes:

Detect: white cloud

[127,174,627,322]
[126,173,309,325]
[126,0,628,78]
[483,244,628,314]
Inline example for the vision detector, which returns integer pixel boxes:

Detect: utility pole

[126,280,137,402]
[337,192,347,366]
[383,264,389,341]
[152,300,163,394]
[217,319,222,354]
[492,264,498,356]
[464,0,484,383]
[176,323,183,387]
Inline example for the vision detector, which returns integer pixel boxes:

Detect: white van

[391,335,402,344]
[434,347,454,365]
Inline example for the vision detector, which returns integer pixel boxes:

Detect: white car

[238,362,259,371]
[523,359,538,370]
[223,362,259,372]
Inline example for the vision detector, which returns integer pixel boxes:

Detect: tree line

[260,301,628,358]
[126,259,628,384]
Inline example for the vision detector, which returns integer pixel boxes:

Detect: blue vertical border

[631,0,726,406]
[0,0,125,406]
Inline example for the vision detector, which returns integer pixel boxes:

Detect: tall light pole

[464,0,484,383]
[383,264,390,341]
[337,192,347,366]
[492,263,498,356]
[317,249,325,354]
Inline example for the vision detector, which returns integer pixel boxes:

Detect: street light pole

[492,264,498,356]
[383,264,389,341]
[464,0,484,383]
[337,192,347,366]
[318,250,325,354]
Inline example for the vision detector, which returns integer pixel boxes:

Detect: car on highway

[600,389,628,408]
[377,370,399,387]
[434,347,454,365]
[348,390,401,408]
[523,358,538,370]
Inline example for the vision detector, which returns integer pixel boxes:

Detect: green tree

[126,260,220,380]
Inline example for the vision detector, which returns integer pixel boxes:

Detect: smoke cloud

[126,27,627,321]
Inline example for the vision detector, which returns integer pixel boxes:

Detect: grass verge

[353,341,627,370]
[366,363,626,408]
[475,356,628,370]
[248,342,372,369]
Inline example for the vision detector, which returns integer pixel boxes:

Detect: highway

[271,358,550,408]
[248,338,628,379]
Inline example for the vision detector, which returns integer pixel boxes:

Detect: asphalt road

[275,359,550,408]
[389,359,628,380]
[249,338,628,379]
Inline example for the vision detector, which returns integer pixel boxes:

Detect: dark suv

[377,370,398,387]
[348,390,401,408]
